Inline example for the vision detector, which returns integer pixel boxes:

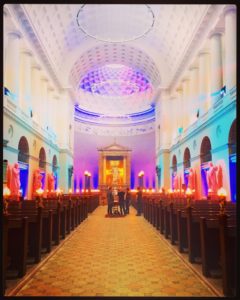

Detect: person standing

[118,187,125,215]
[136,186,143,216]
[107,186,114,215]
[125,187,131,214]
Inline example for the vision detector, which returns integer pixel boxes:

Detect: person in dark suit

[125,187,131,214]
[118,187,125,215]
[136,186,143,216]
[107,186,114,215]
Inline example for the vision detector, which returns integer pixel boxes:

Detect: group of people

[107,186,143,216]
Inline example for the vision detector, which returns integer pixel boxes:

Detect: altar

[98,142,131,205]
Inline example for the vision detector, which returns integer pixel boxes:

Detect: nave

[6,205,220,297]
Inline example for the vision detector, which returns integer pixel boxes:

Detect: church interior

[2,3,237,297]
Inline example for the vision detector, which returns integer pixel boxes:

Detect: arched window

[200,136,212,163]
[18,136,29,163]
[172,155,177,172]
[183,147,191,169]
[39,147,46,169]
[228,119,236,155]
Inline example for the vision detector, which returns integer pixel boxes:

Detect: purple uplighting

[79,64,152,96]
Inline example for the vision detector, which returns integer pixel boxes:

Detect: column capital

[198,49,209,57]
[8,30,22,39]
[32,63,41,71]
[208,28,224,39]
[176,86,183,94]
[47,86,54,93]
[41,76,48,83]
[182,77,189,83]
[189,64,198,71]
[21,49,33,57]
[223,5,236,17]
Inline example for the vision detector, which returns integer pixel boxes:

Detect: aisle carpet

[12,206,218,296]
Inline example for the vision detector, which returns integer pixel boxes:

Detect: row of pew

[2,193,99,295]
[132,195,236,297]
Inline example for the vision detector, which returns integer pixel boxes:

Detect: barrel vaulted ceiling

[5,4,226,135]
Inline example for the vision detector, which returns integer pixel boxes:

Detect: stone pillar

[52,94,59,135]
[47,87,54,131]
[224,5,236,92]
[31,64,42,124]
[169,95,178,142]
[198,50,210,115]
[209,30,223,104]
[182,78,190,130]
[159,90,171,149]
[176,87,183,135]
[189,65,199,124]
[40,77,48,129]
[19,50,33,116]
[4,31,21,102]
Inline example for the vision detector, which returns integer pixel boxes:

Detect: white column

[40,77,48,129]
[19,50,33,115]
[198,50,210,115]
[182,78,190,130]
[189,65,199,124]
[47,86,54,131]
[169,95,177,142]
[48,87,55,131]
[159,90,171,149]
[209,31,223,104]
[176,86,183,135]
[31,64,42,123]
[52,94,59,135]
[4,31,22,103]
[224,5,236,92]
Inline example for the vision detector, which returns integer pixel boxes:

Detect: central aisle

[15,206,217,296]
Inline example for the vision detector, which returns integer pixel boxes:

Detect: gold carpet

[8,206,219,296]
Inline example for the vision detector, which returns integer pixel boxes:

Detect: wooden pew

[219,214,236,296]
[21,200,53,253]
[7,205,43,263]
[4,215,28,278]
[42,200,61,245]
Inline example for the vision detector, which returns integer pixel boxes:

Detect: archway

[39,147,46,189]
[52,155,58,189]
[18,136,29,198]
[183,147,191,188]
[200,136,212,197]
[228,119,236,201]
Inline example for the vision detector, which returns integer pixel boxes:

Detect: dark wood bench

[7,205,43,263]
[219,213,236,296]
[4,215,28,279]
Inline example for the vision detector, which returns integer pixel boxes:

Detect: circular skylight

[79,64,152,97]
[77,5,155,43]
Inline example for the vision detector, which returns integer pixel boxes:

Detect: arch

[172,155,177,172]
[200,136,212,163]
[18,136,29,163]
[228,119,236,155]
[39,147,46,169]
[183,147,191,169]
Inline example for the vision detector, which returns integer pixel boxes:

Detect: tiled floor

[7,206,221,296]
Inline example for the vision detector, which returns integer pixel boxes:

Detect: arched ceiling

[6,4,225,136]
